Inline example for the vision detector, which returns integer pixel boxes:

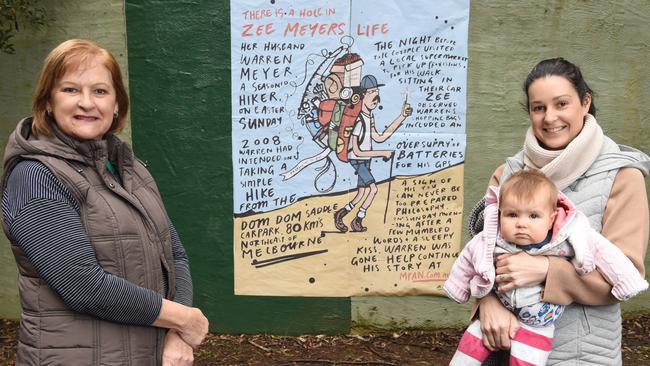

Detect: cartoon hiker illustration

[314,53,364,155]
[282,50,365,192]
[333,75,413,232]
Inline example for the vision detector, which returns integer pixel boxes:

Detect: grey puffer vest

[501,136,650,365]
[2,118,176,365]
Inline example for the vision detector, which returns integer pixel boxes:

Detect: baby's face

[499,191,556,245]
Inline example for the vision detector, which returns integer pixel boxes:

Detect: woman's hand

[162,330,194,366]
[495,252,549,293]
[478,293,519,351]
[153,299,209,349]
[177,307,209,348]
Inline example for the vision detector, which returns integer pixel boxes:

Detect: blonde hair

[500,170,558,210]
[32,39,129,136]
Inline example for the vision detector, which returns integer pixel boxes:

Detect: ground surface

[2,315,650,365]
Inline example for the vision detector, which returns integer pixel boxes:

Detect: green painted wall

[0,0,129,319]
[1,0,649,335]
[124,1,350,335]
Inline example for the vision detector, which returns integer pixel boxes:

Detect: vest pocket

[17,342,94,366]
[22,311,96,349]
[19,310,95,365]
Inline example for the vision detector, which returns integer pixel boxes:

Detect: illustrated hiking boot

[350,216,367,232]
[334,207,349,232]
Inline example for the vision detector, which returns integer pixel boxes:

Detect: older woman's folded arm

[3,160,163,325]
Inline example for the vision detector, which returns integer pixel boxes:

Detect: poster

[231,0,469,296]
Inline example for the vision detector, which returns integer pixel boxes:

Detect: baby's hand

[495,252,549,292]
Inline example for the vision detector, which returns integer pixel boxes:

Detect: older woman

[473,58,649,365]
[1,39,208,365]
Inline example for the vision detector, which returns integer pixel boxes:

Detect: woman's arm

[162,330,194,366]
[542,168,648,305]
[600,168,648,276]
[3,161,163,325]
[169,222,193,306]
[477,292,519,351]
[2,161,208,346]
[153,299,208,349]
[4,160,208,347]
[163,222,199,354]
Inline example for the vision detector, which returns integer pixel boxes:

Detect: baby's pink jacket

[444,186,648,304]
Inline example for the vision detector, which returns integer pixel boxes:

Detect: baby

[444,170,648,366]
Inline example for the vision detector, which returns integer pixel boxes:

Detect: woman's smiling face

[527,75,591,150]
[48,58,117,141]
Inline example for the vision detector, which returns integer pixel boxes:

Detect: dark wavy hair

[523,57,596,117]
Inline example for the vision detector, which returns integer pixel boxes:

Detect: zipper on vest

[101,166,170,296]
